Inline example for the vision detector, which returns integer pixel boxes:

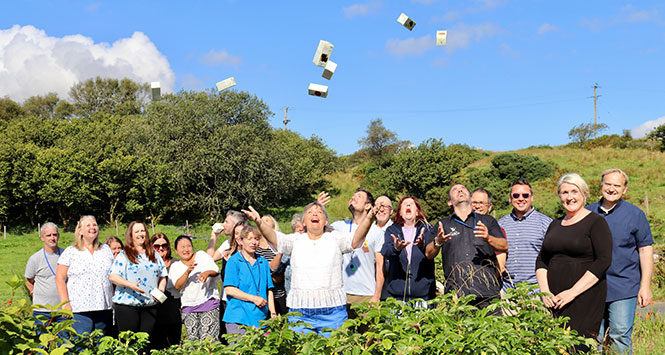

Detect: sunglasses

[153,243,168,249]
[512,193,530,199]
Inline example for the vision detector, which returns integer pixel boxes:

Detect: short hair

[393,196,427,226]
[226,210,246,225]
[290,212,304,233]
[302,202,330,229]
[174,235,192,250]
[261,215,281,232]
[150,233,172,260]
[356,188,375,207]
[448,183,468,201]
[104,236,124,248]
[73,215,101,251]
[601,168,629,186]
[40,222,59,236]
[239,225,261,240]
[557,173,590,199]
[510,178,533,195]
[471,188,493,205]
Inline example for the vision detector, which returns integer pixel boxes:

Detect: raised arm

[243,206,277,247]
[206,230,224,261]
[351,206,376,249]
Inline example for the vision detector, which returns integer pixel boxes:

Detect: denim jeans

[597,297,637,355]
[289,305,347,338]
[72,310,113,336]
[33,311,66,335]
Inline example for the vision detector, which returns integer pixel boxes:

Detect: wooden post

[3,225,6,240]
[151,219,155,234]
[38,223,41,235]
[115,220,119,235]
[186,220,189,236]
[645,190,649,215]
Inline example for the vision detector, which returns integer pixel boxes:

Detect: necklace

[240,252,261,296]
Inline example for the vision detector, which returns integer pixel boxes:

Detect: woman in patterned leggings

[169,235,221,340]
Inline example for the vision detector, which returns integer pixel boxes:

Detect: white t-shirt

[276,230,353,309]
[57,244,114,312]
[168,251,220,307]
[331,220,386,296]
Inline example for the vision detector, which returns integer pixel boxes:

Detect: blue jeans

[289,305,347,338]
[33,311,66,335]
[597,297,637,355]
[72,310,113,336]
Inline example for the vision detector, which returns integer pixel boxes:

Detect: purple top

[181,297,219,314]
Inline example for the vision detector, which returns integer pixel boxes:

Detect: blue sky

[2,1,664,155]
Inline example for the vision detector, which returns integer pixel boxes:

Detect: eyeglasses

[376,205,392,211]
[471,201,488,206]
[512,193,530,199]
[153,243,168,249]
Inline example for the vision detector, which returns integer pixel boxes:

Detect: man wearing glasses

[498,178,552,292]
[471,188,507,277]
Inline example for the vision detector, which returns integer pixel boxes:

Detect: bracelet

[434,238,443,248]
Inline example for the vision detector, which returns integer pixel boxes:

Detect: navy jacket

[381,223,436,301]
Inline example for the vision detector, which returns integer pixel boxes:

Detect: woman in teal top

[109,221,167,349]
[223,225,275,334]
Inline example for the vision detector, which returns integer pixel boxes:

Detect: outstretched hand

[414,229,425,248]
[317,191,331,206]
[242,206,261,225]
[473,221,489,242]
[435,222,451,246]
[392,234,411,251]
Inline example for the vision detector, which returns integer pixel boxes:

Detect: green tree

[568,122,608,147]
[357,118,400,160]
[69,77,148,117]
[0,97,25,123]
[648,124,665,152]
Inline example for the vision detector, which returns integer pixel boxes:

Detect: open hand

[473,221,489,242]
[129,281,145,294]
[242,206,261,225]
[435,222,451,246]
[392,234,411,251]
[414,229,425,248]
[317,191,331,206]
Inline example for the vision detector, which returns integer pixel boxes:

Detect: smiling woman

[536,173,613,352]
[108,221,167,351]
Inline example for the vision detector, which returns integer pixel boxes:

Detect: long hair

[104,235,124,248]
[228,221,247,253]
[73,215,101,251]
[392,196,427,226]
[124,221,156,264]
[150,233,172,261]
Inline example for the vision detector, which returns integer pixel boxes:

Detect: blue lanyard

[453,213,476,229]
[43,248,60,276]
[240,253,261,296]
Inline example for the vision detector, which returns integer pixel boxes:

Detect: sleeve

[535,221,555,270]
[276,231,295,256]
[155,254,168,277]
[168,261,185,283]
[635,209,654,248]
[587,215,613,279]
[333,230,354,254]
[216,239,230,254]
[109,252,128,277]
[25,253,37,278]
[370,227,385,254]
[224,257,240,288]
[57,247,73,266]
[381,226,399,258]
[200,251,220,273]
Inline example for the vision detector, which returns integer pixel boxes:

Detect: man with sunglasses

[498,178,552,292]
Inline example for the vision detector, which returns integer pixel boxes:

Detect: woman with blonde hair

[109,221,167,349]
[536,173,612,352]
[56,215,114,335]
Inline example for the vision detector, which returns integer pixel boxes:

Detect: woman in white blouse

[243,202,375,336]
[55,215,114,336]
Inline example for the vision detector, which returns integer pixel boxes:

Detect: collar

[597,198,623,215]
[510,207,535,221]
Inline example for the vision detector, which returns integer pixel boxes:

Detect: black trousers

[113,303,159,346]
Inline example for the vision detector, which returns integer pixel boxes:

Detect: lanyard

[43,248,60,276]
[453,213,476,229]
[241,253,261,296]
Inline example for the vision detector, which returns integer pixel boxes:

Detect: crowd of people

[23,168,654,354]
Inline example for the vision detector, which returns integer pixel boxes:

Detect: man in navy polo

[587,168,654,354]
[498,178,552,292]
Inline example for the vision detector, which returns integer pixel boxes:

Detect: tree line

[0,78,337,228]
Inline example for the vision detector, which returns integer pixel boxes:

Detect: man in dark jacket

[426,184,508,308]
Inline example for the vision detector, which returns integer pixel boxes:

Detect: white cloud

[180,73,206,90]
[385,35,434,57]
[445,22,502,53]
[632,116,665,138]
[0,25,175,103]
[342,1,383,18]
[537,23,558,35]
[581,5,661,32]
[200,49,242,67]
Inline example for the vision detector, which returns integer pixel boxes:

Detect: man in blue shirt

[498,178,552,292]
[587,168,654,354]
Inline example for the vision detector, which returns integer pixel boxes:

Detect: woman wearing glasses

[109,221,167,350]
[150,233,181,349]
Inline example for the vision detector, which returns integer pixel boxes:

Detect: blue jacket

[381,223,436,301]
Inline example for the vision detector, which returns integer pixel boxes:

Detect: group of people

[24,168,653,354]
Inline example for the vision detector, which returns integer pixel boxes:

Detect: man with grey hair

[25,222,65,327]
[587,168,654,354]
[207,210,247,261]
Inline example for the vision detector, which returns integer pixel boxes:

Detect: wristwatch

[434,238,443,248]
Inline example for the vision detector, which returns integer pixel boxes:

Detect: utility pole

[593,83,600,139]
[283,107,290,130]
